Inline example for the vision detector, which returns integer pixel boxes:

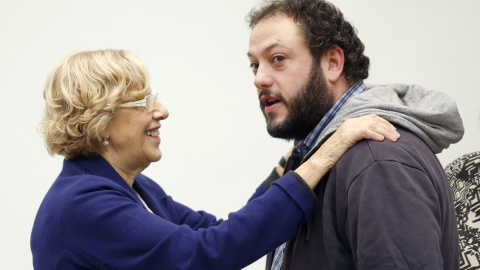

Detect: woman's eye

[272,55,285,63]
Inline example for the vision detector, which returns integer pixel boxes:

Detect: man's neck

[294,80,367,159]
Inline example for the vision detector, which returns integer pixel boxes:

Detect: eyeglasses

[119,93,158,112]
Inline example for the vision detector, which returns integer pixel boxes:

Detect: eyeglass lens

[146,94,156,112]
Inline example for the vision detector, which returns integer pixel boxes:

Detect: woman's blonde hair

[39,49,150,159]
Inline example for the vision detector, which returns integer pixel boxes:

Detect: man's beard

[260,62,334,141]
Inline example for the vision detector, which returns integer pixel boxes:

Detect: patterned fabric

[445,151,480,270]
[294,80,367,158]
[271,243,285,270]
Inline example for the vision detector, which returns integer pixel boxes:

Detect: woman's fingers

[340,114,400,143]
[365,114,400,142]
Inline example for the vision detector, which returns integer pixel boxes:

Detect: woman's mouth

[146,130,160,137]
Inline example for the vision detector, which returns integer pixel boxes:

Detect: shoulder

[324,127,448,218]
[55,157,141,199]
[331,126,441,186]
[42,174,135,223]
[34,168,138,241]
[46,159,138,212]
[55,173,127,197]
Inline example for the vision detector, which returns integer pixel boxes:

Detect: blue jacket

[31,155,316,270]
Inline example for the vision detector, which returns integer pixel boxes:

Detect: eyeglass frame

[119,93,158,112]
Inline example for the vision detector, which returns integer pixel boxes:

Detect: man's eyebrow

[247,42,289,59]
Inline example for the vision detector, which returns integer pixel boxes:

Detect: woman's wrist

[294,156,329,189]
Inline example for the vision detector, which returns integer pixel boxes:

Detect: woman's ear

[100,127,110,142]
[321,45,345,83]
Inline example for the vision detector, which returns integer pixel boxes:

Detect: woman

[31,49,399,269]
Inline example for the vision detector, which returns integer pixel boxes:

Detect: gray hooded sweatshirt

[279,84,463,270]
[307,83,464,157]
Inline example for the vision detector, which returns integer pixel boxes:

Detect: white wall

[1,0,478,269]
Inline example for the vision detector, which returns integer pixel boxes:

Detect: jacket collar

[65,155,138,199]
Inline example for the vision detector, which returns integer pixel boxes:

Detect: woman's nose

[153,100,169,120]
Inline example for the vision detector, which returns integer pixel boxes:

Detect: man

[246,0,464,269]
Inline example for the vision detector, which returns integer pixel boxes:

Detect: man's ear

[321,45,345,83]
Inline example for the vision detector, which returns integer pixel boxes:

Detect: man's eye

[272,55,285,63]
[250,63,259,74]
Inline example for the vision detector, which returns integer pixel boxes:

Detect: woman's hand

[276,146,294,176]
[295,114,400,189]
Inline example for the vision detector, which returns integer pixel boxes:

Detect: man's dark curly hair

[247,0,369,84]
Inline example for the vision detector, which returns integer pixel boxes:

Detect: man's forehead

[248,16,305,58]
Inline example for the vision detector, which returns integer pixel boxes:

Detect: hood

[312,84,464,154]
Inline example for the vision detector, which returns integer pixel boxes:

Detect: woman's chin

[153,152,162,162]
[144,148,162,164]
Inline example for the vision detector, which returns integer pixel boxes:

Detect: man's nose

[253,65,274,90]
